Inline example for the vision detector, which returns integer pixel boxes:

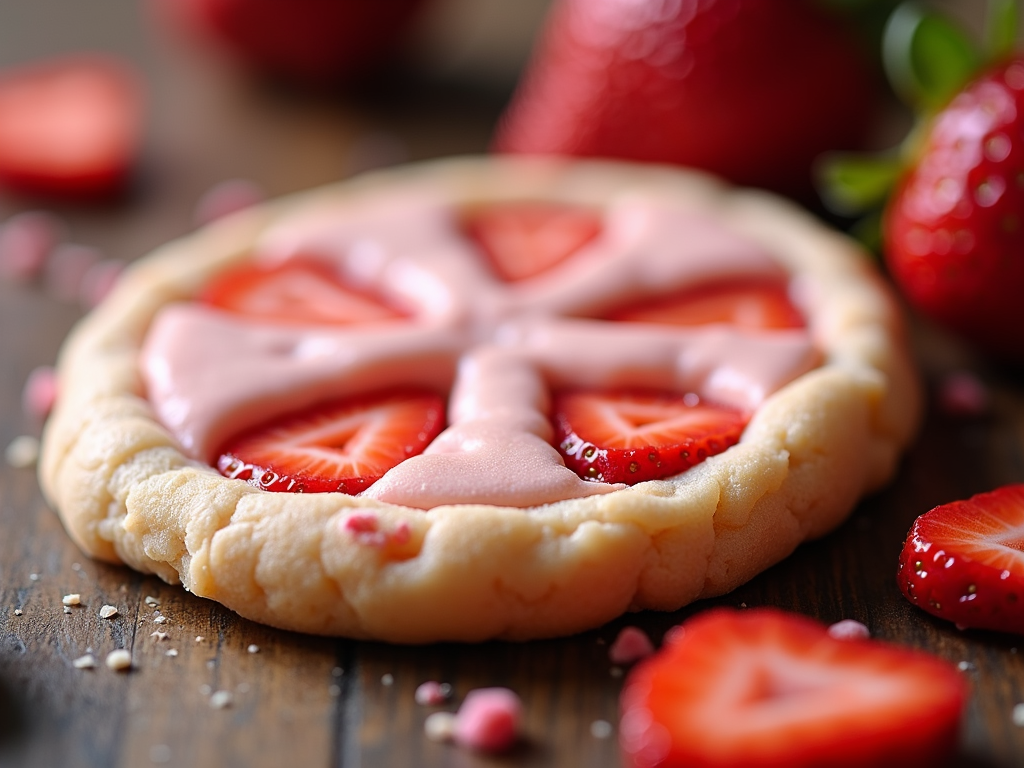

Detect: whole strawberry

[884,55,1024,359]
[494,0,876,201]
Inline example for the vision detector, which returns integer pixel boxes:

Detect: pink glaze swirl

[140,192,819,509]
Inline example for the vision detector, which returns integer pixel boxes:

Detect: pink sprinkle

[344,513,379,533]
[415,681,452,706]
[827,619,870,641]
[0,211,62,282]
[391,520,411,545]
[453,687,522,753]
[22,366,58,419]
[194,179,266,226]
[45,243,102,302]
[78,259,125,309]
[608,626,655,665]
[937,371,990,417]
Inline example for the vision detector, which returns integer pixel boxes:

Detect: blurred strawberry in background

[493,0,881,202]
[0,56,142,200]
[151,0,433,84]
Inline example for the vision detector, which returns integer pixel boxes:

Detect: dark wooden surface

[2,2,1024,767]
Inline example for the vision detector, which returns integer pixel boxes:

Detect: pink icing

[453,687,522,752]
[608,626,656,665]
[140,193,820,509]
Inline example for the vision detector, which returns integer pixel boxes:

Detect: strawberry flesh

[553,389,747,484]
[621,609,968,768]
[898,483,1024,635]
[461,202,602,282]
[201,260,405,325]
[884,56,1024,360]
[0,56,141,199]
[605,279,804,330]
[216,389,445,494]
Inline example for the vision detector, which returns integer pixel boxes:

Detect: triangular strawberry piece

[0,56,141,199]
[200,260,405,325]
[606,279,804,329]
[216,388,445,494]
[553,389,747,484]
[462,202,601,282]
[621,609,967,768]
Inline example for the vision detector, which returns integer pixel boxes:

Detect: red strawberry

[898,483,1024,635]
[605,279,804,330]
[884,55,1024,360]
[620,609,968,768]
[494,0,875,201]
[150,0,429,84]
[201,260,406,325]
[461,202,602,282]
[0,56,141,199]
[216,388,445,494]
[553,390,747,484]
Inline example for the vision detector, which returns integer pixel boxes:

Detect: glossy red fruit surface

[620,609,968,768]
[553,389,747,484]
[494,0,875,201]
[884,56,1024,360]
[201,260,406,325]
[152,0,430,83]
[216,389,446,494]
[0,56,142,199]
[461,202,602,282]
[898,483,1024,635]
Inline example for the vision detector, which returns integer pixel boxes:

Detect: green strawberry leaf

[816,152,903,216]
[883,2,981,110]
[988,0,1019,61]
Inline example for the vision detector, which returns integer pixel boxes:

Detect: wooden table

[2,2,1024,767]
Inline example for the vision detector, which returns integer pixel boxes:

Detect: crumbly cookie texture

[39,157,920,642]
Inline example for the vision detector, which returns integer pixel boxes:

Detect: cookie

[39,157,919,642]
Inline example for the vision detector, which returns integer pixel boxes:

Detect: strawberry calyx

[553,389,748,484]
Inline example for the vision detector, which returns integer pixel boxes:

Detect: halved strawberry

[200,260,405,325]
[552,389,747,484]
[461,202,601,282]
[620,609,968,768]
[216,388,445,494]
[605,279,804,330]
[898,484,1024,635]
[0,56,141,199]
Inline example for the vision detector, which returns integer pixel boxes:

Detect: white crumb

[153,615,167,624]
[590,720,613,739]
[62,594,81,606]
[195,636,205,643]
[105,649,132,671]
[144,596,160,606]
[209,690,234,709]
[13,609,22,616]
[150,631,168,641]
[424,712,457,742]
[63,606,71,614]
[29,573,39,581]
[73,654,97,670]
[5,435,40,468]
[247,644,259,654]
[165,649,178,657]
[99,605,118,619]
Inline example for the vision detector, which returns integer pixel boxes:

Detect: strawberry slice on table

[898,484,1024,635]
[201,260,405,325]
[0,55,141,199]
[552,390,748,484]
[216,389,446,494]
[605,279,804,330]
[620,609,968,768]
[461,202,602,282]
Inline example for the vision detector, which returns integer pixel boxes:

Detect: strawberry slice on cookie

[553,390,748,484]
[620,609,968,768]
[461,202,602,282]
[201,260,405,325]
[606,279,805,330]
[216,388,446,494]
[899,484,1024,635]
